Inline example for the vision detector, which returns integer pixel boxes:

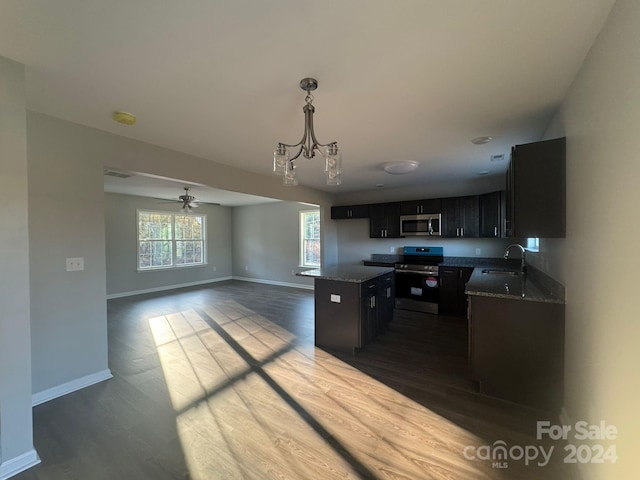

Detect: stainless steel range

[394,246,443,314]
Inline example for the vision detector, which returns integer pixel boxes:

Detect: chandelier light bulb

[283,161,298,186]
[273,144,288,175]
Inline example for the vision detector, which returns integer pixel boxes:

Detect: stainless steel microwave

[400,213,442,236]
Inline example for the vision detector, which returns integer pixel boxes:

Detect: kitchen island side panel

[314,279,362,353]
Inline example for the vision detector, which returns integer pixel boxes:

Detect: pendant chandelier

[273,78,341,186]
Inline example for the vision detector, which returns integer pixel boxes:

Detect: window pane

[304,239,320,266]
[176,240,203,265]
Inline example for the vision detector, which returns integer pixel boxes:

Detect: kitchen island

[298,266,394,353]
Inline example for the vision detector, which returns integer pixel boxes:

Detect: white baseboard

[0,448,40,480]
[233,276,314,290]
[106,276,233,299]
[32,369,113,407]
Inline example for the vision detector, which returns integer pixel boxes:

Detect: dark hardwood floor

[16,280,578,479]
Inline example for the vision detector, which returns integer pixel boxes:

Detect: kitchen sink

[481,268,522,276]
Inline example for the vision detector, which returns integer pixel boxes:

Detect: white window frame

[137,210,207,271]
[299,210,321,268]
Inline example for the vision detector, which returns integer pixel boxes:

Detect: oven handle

[395,270,439,276]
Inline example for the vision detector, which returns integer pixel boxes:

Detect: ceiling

[1,0,615,196]
[103,169,282,207]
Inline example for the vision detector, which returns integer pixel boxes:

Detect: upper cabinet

[331,204,370,220]
[442,195,479,238]
[479,191,505,238]
[369,202,401,238]
[399,198,442,215]
[506,137,566,238]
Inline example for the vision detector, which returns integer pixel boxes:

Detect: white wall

[104,193,233,296]
[528,0,639,478]
[232,202,316,288]
[0,56,39,478]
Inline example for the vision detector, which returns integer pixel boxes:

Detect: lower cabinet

[469,295,564,411]
[314,273,394,353]
[439,266,473,316]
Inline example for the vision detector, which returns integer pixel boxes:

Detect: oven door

[394,270,439,314]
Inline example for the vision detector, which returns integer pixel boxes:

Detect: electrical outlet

[389,246,395,253]
[245,265,249,271]
[213,266,217,272]
[475,248,481,256]
[66,257,84,271]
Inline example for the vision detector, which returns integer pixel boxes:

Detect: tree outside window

[300,210,320,267]
[138,210,206,270]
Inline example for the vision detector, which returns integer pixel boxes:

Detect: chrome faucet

[504,244,526,272]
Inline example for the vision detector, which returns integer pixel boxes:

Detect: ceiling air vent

[103,169,132,179]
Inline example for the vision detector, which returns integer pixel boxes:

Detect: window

[137,210,206,270]
[526,237,540,252]
[300,210,320,267]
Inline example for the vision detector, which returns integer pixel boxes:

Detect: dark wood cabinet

[506,137,566,238]
[479,191,505,238]
[331,204,369,219]
[399,198,442,215]
[439,266,473,316]
[369,202,401,238]
[469,295,564,411]
[314,273,395,353]
[442,195,479,238]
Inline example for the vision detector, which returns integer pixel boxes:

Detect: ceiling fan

[178,187,199,212]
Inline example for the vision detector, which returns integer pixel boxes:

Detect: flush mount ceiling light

[471,136,493,145]
[112,111,136,125]
[273,78,341,186]
[381,160,419,175]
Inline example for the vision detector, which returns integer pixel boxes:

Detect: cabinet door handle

[387,287,391,298]
[494,226,498,237]
[461,227,464,237]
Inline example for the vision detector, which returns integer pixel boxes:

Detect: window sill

[137,263,208,272]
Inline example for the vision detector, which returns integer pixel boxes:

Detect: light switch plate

[66,257,84,271]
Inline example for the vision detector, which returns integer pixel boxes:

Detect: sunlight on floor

[148,300,487,479]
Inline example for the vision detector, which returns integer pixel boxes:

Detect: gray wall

[526,1,639,477]
[105,193,233,296]
[0,56,37,473]
[232,202,316,288]
[27,112,110,394]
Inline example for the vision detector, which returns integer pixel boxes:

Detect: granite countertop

[297,265,394,283]
[465,266,565,304]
